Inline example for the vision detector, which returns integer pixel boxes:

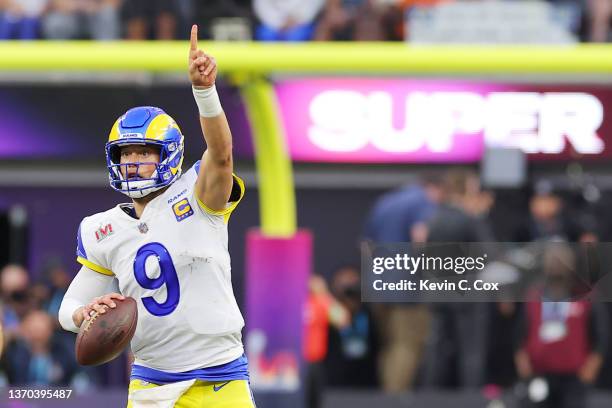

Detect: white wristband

[58,297,84,333]
[192,85,223,118]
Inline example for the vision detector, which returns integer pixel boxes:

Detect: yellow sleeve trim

[196,174,245,223]
[77,256,114,276]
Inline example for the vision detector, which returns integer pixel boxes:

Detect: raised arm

[188,25,234,212]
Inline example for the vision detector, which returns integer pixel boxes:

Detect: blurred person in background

[422,169,494,389]
[362,173,442,392]
[315,0,385,41]
[123,0,177,39]
[38,259,71,318]
[32,258,84,380]
[254,0,324,41]
[426,169,494,243]
[190,0,251,40]
[0,0,47,39]
[516,182,573,242]
[325,265,379,388]
[463,188,495,221]
[42,0,121,40]
[573,212,604,298]
[587,0,611,42]
[363,173,442,245]
[304,274,349,408]
[0,264,35,342]
[2,310,78,385]
[576,213,600,243]
[514,244,609,408]
[383,0,452,40]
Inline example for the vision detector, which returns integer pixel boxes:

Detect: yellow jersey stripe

[196,174,245,223]
[77,256,114,276]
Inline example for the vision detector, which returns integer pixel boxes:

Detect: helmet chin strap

[121,183,161,199]
[119,169,163,198]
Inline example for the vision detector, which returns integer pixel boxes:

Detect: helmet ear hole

[109,145,121,164]
[155,145,165,162]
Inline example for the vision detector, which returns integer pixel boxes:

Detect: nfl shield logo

[138,223,148,234]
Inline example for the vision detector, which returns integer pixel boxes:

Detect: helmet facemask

[106,140,183,199]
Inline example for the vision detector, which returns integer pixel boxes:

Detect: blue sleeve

[76,222,87,260]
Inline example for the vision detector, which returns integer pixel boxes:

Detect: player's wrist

[192,85,223,118]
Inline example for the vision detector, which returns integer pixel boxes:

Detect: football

[75,297,138,366]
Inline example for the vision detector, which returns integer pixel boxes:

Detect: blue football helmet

[105,107,184,198]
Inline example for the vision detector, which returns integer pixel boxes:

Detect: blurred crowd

[304,169,612,408]
[0,0,609,42]
[0,260,104,388]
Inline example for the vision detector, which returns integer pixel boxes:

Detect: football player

[58,25,255,407]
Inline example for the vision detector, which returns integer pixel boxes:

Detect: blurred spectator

[325,266,379,387]
[363,173,442,244]
[0,264,35,341]
[39,260,71,318]
[42,0,121,40]
[576,213,600,243]
[315,0,385,41]
[304,274,349,408]
[253,0,324,41]
[377,0,453,41]
[516,182,573,242]
[0,0,47,39]
[423,303,491,388]
[2,310,78,385]
[515,244,609,408]
[464,189,495,220]
[123,0,177,40]
[31,281,51,310]
[422,169,494,389]
[587,0,611,42]
[362,173,442,392]
[426,169,494,243]
[528,187,564,240]
[191,0,251,40]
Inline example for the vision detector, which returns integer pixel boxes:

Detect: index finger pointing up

[190,25,198,51]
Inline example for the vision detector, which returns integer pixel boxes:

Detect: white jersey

[76,163,246,372]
